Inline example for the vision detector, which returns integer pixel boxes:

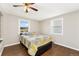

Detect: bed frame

[35,41,52,56]
[20,41,52,56]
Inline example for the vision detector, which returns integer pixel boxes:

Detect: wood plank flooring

[2,43,79,56]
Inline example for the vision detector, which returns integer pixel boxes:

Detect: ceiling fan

[13,3,38,13]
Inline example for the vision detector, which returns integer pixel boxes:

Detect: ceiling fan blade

[30,7,38,11]
[24,3,35,5]
[13,5,23,7]
[29,3,35,5]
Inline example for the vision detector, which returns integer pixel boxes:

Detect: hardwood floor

[2,44,29,56]
[42,44,79,56]
[2,43,79,56]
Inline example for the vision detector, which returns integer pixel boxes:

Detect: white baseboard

[4,42,20,47]
[0,47,4,56]
[54,42,79,51]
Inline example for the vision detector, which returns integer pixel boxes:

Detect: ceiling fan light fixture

[13,3,38,13]
[24,6,30,13]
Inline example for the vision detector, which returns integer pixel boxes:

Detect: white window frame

[50,17,63,35]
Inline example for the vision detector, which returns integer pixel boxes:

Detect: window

[20,20,29,33]
[50,17,63,35]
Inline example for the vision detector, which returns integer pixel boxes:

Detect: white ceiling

[0,3,79,21]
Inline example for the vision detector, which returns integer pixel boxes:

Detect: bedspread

[20,35,52,56]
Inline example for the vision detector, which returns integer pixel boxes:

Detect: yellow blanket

[28,43,37,56]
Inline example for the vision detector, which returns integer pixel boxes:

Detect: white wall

[40,20,51,34]
[1,13,20,47]
[62,11,79,50]
[1,13,40,47]
[40,10,79,51]
[29,20,40,33]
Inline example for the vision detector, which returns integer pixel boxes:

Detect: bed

[20,33,53,56]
